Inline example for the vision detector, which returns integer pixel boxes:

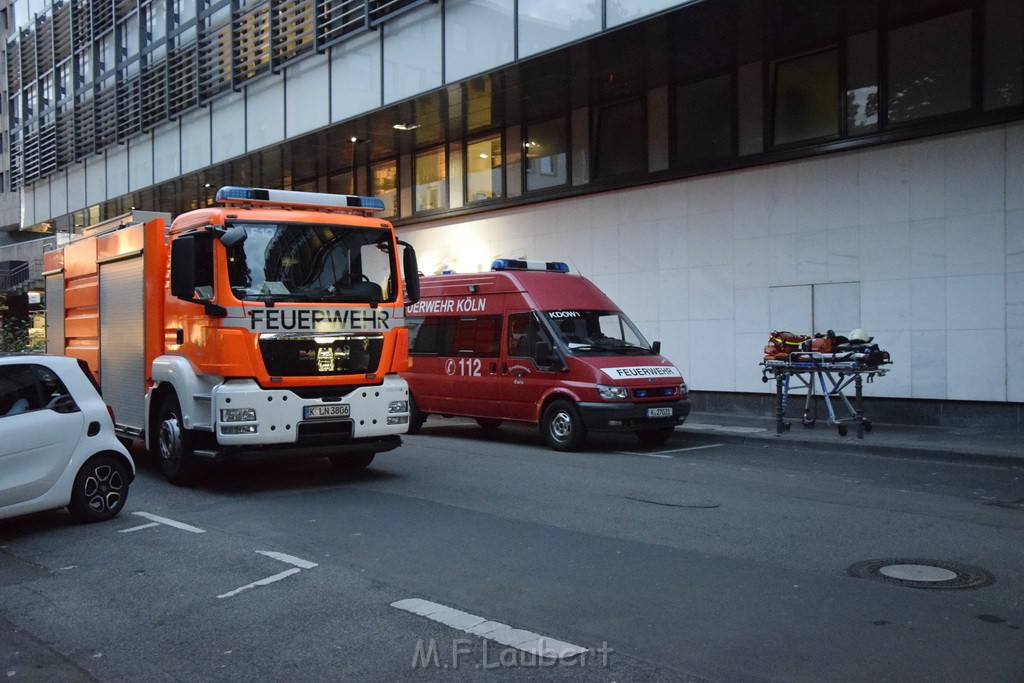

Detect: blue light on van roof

[491,259,570,272]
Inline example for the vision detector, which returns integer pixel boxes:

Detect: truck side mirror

[535,340,563,370]
[652,340,661,355]
[399,240,420,303]
[170,237,196,300]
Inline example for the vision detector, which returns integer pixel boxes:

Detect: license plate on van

[646,407,673,418]
[304,404,350,420]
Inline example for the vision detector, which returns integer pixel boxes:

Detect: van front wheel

[541,400,587,451]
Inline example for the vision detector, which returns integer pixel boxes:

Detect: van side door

[500,311,561,422]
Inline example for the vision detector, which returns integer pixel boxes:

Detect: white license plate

[646,407,673,418]
[304,404,350,420]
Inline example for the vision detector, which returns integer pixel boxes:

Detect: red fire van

[402,259,691,450]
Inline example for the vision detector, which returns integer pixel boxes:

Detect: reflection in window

[888,11,971,124]
[525,118,567,191]
[773,49,838,145]
[984,0,1024,110]
[594,99,644,178]
[371,160,397,217]
[415,147,447,212]
[329,171,354,195]
[846,31,878,135]
[466,136,503,202]
[676,74,733,167]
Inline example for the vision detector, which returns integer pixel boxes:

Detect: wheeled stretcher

[760,351,891,438]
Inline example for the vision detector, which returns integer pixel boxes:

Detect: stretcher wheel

[802,415,816,427]
[837,424,848,437]
[863,420,873,433]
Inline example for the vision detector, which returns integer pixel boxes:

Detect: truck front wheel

[157,394,198,487]
[541,399,587,451]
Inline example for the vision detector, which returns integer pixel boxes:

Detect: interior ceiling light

[393,123,420,131]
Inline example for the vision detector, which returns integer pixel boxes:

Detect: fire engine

[43,187,420,485]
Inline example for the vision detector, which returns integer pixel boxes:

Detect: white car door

[0,364,84,508]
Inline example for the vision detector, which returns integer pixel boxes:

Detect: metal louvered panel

[38,122,58,176]
[115,0,135,19]
[91,0,114,36]
[93,86,117,148]
[74,98,95,158]
[20,30,37,84]
[53,4,73,64]
[6,45,20,91]
[199,19,232,100]
[232,2,272,84]
[368,0,424,25]
[167,45,198,116]
[316,0,366,49]
[141,59,168,129]
[71,0,91,47]
[22,129,40,183]
[272,0,315,66]
[56,108,75,168]
[99,257,146,433]
[35,15,54,73]
[116,75,141,139]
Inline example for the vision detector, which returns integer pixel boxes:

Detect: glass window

[0,364,75,417]
[594,99,644,179]
[738,61,763,156]
[450,316,501,357]
[329,171,354,195]
[888,11,972,124]
[371,160,397,218]
[409,317,451,355]
[846,31,878,135]
[773,49,838,145]
[984,0,1024,110]
[525,118,567,192]
[466,135,502,202]
[676,74,733,167]
[415,147,447,212]
[507,312,556,366]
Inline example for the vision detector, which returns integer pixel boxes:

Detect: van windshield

[223,222,396,304]
[543,310,653,355]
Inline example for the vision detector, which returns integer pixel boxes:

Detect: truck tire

[68,453,131,523]
[329,452,375,473]
[635,426,675,445]
[407,393,426,434]
[157,394,199,487]
[541,399,587,451]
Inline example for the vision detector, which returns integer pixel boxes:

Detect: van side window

[508,312,555,366]
[450,316,501,357]
[408,317,450,355]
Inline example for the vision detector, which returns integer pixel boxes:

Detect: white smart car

[0,354,135,523]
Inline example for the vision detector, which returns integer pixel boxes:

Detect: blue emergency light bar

[215,186,386,212]
[491,259,570,272]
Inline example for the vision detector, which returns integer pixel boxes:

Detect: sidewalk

[680,412,1024,467]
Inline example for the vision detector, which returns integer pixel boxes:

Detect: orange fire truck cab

[43,187,420,485]
[403,260,690,450]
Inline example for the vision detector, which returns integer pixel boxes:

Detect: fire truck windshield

[223,222,396,304]
[544,310,653,355]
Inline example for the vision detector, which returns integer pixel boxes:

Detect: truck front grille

[259,333,384,377]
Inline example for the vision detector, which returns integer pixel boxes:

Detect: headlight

[596,384,629,400]
[680,382,688,396]
[388,401,409,413]
[221,408,256,422]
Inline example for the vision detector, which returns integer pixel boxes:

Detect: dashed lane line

[392,598,588,660]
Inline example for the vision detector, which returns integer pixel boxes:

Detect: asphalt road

[2,419,1023,682]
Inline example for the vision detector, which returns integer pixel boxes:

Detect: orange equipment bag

[764,331,810,360]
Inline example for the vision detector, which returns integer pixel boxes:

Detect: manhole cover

[848,559,994,589]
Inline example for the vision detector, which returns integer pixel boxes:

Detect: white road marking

[392,598,588,659]
[133,512,206,533]
[217,551,319,599]
[256,550,318,569]
[217,569,301,599]
[119,522,160,533]
[621,444,724,457]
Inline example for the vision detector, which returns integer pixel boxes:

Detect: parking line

[621,443,724,457]
[217,568,300,599]
[256,550,318,569]
[119,522,160,533]
[133,511,206,533]
[392,598,588,659]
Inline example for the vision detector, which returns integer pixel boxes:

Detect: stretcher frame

[760,351,890,438]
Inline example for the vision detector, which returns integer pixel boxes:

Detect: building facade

[3,0,1023,419]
